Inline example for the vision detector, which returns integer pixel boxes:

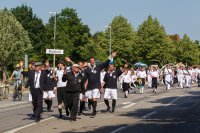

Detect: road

[1,84,200,133]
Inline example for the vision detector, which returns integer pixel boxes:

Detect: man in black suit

[25,62,47,122]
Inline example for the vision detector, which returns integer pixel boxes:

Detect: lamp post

[49,11,56,70]
[105,25,111,56]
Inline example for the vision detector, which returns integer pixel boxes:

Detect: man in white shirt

[184,67,192,88]
[177,66,185,88]
[164,65,172,90]
[55,61,68,118]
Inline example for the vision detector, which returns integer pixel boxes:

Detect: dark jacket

[45,69,57,91]
[104,69,123,89]
[85,59,110,90]
[62,72,85,93]
[25,70,47,92]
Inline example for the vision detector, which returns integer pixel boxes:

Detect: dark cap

[58,60,65,65]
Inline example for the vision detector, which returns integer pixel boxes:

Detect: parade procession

[7,56,200,123]
[1,1,200,133]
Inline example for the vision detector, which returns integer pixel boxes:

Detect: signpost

[46,49,64,70]
[46,49,64,55]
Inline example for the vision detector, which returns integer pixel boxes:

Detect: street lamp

[105,25,111,56]
[49,11,56,70]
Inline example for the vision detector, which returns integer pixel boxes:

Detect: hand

[53,88,56,94]
[19,61,24,67]
[111,51,117,58]
[45,60,50,67]
[65,57,71,62]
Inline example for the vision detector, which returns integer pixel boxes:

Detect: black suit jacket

[25,70,47,92]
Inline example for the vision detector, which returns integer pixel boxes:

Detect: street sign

[46,49,64,55]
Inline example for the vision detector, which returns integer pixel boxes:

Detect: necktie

[34,72,39,88]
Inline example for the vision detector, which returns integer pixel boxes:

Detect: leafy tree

[106,15,136,66]
[0,10,31,78]
[44,8,91,62]
[79,32,107,61]
[136,15,175,66]
[10,4,45,61]
[176,34,200,65]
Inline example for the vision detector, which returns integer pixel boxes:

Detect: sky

[0,0,200,41]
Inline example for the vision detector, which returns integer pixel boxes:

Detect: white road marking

[191,87,197,91]
[110,126,127,133]
[4,117,55,133]
[122,103,136,109]
[122,102,131,105]
[142,111,157,119]
[166,96,182,106]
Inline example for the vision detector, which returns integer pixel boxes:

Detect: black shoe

[90,111,96,118]
[47,109,53,112]
[35,117,40,122]
[59,114,63,119]
[78,112,82,116]
[70,117,76,121]
[106,107,110,112]
[35,119,40,123]
[111,109,115,113]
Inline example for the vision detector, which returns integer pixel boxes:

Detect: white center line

[122,103,136,109]
[4,117,55,133]
[110,126,127,133]
[166,96,182,106]
[142,111,157,119]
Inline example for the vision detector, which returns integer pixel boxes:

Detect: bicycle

[9,78,23,101]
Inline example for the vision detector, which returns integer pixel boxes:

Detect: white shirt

[183,70,191,75]
[164,68,172,75]
[56,69,67,87]
[100,71,106,83]
[34,71,41,88]
[151,71,159,78]
[177,69,184,77]
[137,71,147,78]
[121,74,131,83]
[131,75,137,83]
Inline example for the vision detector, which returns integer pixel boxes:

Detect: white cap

[72,64,80,68]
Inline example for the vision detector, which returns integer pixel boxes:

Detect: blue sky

[1,0,200,41]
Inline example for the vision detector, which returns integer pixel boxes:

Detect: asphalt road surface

[1,84,200,133]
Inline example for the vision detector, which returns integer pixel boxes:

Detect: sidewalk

[0,91,30,109]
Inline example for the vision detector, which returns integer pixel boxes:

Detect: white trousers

[185,75,191,87]
[165,75,171,90]
[178,76,184,88]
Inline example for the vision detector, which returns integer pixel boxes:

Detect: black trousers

[31,88,43,119]
[152,77,158,89]
[57,87,66,105]
[122,83,130,92]
[65,92,80,119]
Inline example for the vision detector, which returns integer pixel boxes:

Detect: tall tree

[176,34,200,65]
[44,8,91,62]
[79,32,107,61]
[136,15,175,66]
[11,4,45,60]
[0,10,31,77]
[106,15,136,66]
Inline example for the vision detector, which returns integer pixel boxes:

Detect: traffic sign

[46,49,64,54]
